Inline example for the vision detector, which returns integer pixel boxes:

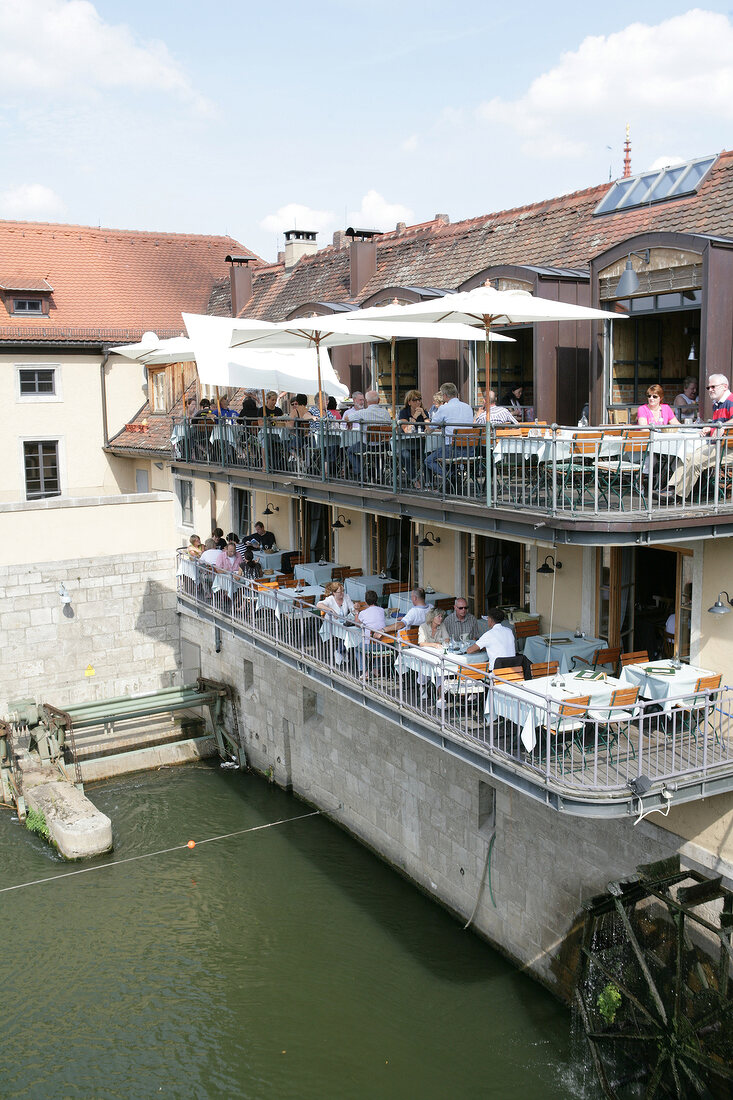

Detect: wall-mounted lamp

[59,584,72,605]
[418,530,441,548]
[262,502,279,516]
[331,514,351,529]
[708,590,732,615]
[537,555,562,575]
[614,249,651,298]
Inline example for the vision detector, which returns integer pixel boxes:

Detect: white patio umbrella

[230,313,513,415]
[342,286,624,398]
[109,332,196,364]
[183,313,348,399]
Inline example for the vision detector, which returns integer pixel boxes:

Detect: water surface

[1,765,575,1098]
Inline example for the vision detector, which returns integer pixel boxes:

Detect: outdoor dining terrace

[176,552,733,817]
[171,417,733,523]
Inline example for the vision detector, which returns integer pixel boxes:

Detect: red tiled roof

[215,151,733,322]
[107,384,254,456]
[0,220,260,343]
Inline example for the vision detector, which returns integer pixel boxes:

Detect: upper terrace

[171,418,733,545]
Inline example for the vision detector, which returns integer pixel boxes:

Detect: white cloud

[260,202,335,236]
[402,134,419,153]
[477,9,733,159]
[0,183,66,219]
[648,155,685,171]
[0,0,210,111]
[347,190,414,230]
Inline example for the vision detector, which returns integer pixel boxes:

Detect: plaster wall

[420,525,456,594]
[181,612,707,1000]
[533,543,585,633]
[332,508,364,569]
[251,489,293,548]
[1,349,146,503]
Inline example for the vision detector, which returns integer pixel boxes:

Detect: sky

[1,0,733,261]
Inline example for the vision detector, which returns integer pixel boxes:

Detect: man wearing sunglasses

[661,374,733,501]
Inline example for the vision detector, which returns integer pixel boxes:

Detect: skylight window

[594,155,716,215]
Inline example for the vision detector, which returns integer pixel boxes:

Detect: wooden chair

[444,427,486,495]
[673,674,722,742]
[254,580,279,591]
[493,666,525,682]
[288,552,304,567]
[279,576,298,588]
[619,650,649,672]
[398,627,419,645]
[513,618,540,652]
[571,646,621,673]
[445,662,489,712]
[587,686,640,764]
[433,597,455,612]
[384,581,410,597]
[530,660,559,678]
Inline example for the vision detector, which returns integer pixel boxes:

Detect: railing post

[551,425,558,516]
[392,423,398,496]
[485,423,492,508]
[319,420,326,483]
[263,420,271,476]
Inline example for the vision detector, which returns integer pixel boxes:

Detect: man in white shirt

[424,382,474,486]
[198,539,221,568]
[383,587,429,634]
[466,608,516,669]
[346,390,392,476]
[355,589,387,643]
[475,390,518,426]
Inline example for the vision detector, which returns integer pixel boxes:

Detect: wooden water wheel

[575,855,733,1098]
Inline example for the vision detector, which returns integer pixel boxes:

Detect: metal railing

[176,553,733,801]
[171,418,733,519]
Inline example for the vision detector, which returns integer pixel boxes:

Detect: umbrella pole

[390,336,396,418]
[316,340,324,417]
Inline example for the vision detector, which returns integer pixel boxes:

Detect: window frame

[21,437,63,501]
[12,297,45,315]
[177,477,194,528]
[15,364,62,403]
[148,368,168,414]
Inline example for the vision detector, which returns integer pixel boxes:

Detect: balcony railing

[176,553,733,812]
[171,418,733,520]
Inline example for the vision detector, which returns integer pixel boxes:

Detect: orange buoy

[187,840,196,849]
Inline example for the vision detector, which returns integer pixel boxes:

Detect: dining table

[344,574,395,602]
[388,589,451,615]
[618,660,715,713]
[489,670,625,751]
[256,584,324,619]
[523,630,608,674]
[396,644,485,686]
[251,548,293,572]
[294,561,336,586]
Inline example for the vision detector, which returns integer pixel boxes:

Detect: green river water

[1,764,581,1099]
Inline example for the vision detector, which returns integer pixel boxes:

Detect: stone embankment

[19,747,112,859]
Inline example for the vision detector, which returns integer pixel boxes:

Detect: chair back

[558,696,590,718]
[608,409,630,425]
[694,674,722,693]
[608,687,639,708]
[572,431,603,457]
[622,429,650,460]
[620,650,649,668]
[398,627,419,645]
[279,576,298,588]
[493,667,525,682]
[344,567,363,578]
[433,597,455,612]
[458,663,489,683]
[254,581,279,591]
[530,660,559,678]
[366,423,393,444]
[289,552,304,567]
[513,619,540,640]
[593,646,621,669]
[384,581,410,596]
[296,594,316,606]
[452,427,484,449]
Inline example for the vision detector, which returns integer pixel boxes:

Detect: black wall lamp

[418,530,441,548]
[537,554,562,575]
[262,502,279,516]
[615,248,651,298]
[708,590,732,615]
[331,514,352,529]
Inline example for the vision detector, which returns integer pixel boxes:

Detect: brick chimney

[284,229,318,271]
[225,254,254,317]
[346,227,380,298]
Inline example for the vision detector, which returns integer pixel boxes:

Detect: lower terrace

[177,554,733,818]
[171,419,733,542]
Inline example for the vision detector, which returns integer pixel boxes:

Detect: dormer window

[13,298,44,314]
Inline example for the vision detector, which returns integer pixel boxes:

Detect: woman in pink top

[637,384,680,427]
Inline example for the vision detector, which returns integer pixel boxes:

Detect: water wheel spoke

[669,1056,685,1098]
[613,897,668,1024]
[586,1030,661,1042]
[677,1052,716,1094]
[679,1041,733,1081]
[692,994,733,1033]
[574,988,617,1100]
[644,1050,667,1099]
[581,945,659,1026]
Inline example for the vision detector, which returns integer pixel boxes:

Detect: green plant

[597,982,622,1024]
[26,808,51,841]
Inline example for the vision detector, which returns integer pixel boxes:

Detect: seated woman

[673,376,698,415]
[316,581,356,619]
[187,534,203,559]
[241,548,263,581]
[398,390,429,432]
[636,385,680,427]
[418,607,449,648]
[327,396,342,420]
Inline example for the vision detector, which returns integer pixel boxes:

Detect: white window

[23,440,61,500]
[177,478,193,526]
[16,365,62,402]
[149,370,167,413]
[13,298,43,314]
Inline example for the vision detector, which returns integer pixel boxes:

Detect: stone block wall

[181,612,695,1000]
[1,550,180,715]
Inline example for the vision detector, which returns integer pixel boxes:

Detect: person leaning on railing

[659,374,733,503]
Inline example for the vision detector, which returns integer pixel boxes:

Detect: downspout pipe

[99,344,111,447]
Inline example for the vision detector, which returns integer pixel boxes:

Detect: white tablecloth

[256,584,324,619]
[618,661,714,713]
[252,548,292,572]
[319,617,363,650]
[523,631,608,674]
[490,672,623,751]
[176,556,198,581]
[212,571,239,598]
[295,561,336,586]
[388,589,451,614]
[396,647,485,685]
[345,575,395,601]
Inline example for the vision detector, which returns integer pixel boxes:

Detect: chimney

[435,213,450,225]
[332,230,348,249]
[346,227,379,298]
[225,254,254,317]
[284,229,318,271]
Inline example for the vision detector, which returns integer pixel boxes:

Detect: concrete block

[30,607,53,626]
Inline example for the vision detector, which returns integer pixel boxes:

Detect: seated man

[424,382,474,486]
[383,587,429,634]
[474,390,518,426]
[215,541,243,573]
[661,374,733,501]
[346,390,392,478]
[355,589,387,643]
[241,521,276,551]
[466,607,516,670]
[198,538,221,567]
[444,597,481,642]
